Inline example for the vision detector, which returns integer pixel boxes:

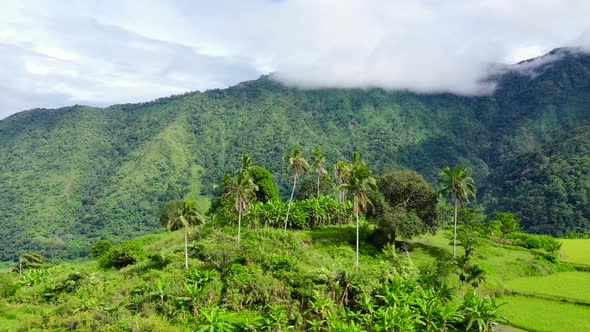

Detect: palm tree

[226,171,258,246]
[238,154,255,174]
[338,153,376,268]
[334,160,350,204]
[283,147,309,233]
[438,165,476,258]
[312,147,328,197]
[166,199,208,270]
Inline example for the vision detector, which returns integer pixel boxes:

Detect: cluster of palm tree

[281,148,376,268]
[166,145,477,269]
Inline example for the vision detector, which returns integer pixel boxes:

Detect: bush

[98,241,146,269]
[13,252,49,271]
[90,240,112,258]
[506,233,556,250]
[492,212,522,236]
[146,254,172,270]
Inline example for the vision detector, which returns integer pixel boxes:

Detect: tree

[334,161,350,204]
[226,171,258,245]
[492,212,522,236]
[339,152,377,268]
[373,170,439,245]
[284,147,309,233]
[238,154,255,174]
[248,166,279,203]
[14,252,49,273]
[162,199,208,269]
[312,147,328,197]
[438,166,477,258]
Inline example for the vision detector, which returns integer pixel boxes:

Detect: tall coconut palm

[334,160,350,204]
[166,199,208,270]
[312,147,328,197]
[438,166,477,258]
[284,147,309,233]
[339,153,377,268]
[226,171,258,246]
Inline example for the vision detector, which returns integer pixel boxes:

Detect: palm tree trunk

[453,195,458,258]
[355,211,360,269]
[284,174,298,233]
[184,228,189,270]
[238,205,242,246]
[317,175,320,197]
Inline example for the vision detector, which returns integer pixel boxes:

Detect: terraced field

[499,242,590,331]
[561,239,590,265]
[506,271,590,303]
[501,295,590,332]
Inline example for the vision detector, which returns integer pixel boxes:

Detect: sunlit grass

[500,295,590,332]
[506,271,590,303]
[561,239,590,265]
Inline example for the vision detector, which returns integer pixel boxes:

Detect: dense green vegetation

[0,225,506,331]
[2,49,590,260]
[484,124,590,236]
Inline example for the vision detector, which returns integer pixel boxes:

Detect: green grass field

[506,271,590,303]
[501,295,590,332]
[411,231,553,290]
[561,239,590,265]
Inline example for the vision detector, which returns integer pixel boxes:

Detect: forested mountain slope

[483,124,590,235]
[1,48,590,260]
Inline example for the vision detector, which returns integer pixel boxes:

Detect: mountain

[483,124,590,235]
[1,48,590,260]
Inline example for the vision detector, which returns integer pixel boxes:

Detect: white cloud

[1,0,590,119]
[25,61,50,75]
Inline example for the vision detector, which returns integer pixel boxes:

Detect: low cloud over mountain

[1,0,590,118]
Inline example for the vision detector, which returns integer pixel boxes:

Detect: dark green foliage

[160,200,185,231]
[484,124,590,236]
[563,231,590,239]
[90,240,113,258]
[295,174,332,199]
[146,254,173,270]
[16,252,49,271]
[248,166,279,203]
[3,50,590,259]
[98,241,146,269]
[372,170,439,244]
[41,272,85,302]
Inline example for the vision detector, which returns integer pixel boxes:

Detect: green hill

[1,48,590,259]
[483,124,590,236]
[0,224,557,331]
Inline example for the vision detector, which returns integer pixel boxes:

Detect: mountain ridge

[1,48,590,260]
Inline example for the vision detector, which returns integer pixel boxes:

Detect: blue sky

[1,0,589,119]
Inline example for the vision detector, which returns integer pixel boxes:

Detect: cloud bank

[1,0,590,119]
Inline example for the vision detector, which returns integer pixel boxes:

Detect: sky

[1,0,590,119]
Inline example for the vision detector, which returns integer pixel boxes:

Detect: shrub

[13,252,49,271]
[90,240,113,258]
[146,254,172,270]
[492,212,522,236]
[506,233,556,250]
[98,241,146,269]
